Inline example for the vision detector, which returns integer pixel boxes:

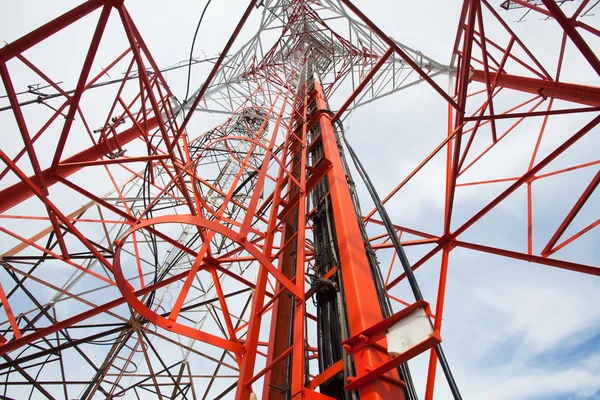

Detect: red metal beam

[542,168,600,256]
[541,0,600,76]
[443,0,478,239]
[470,70,600,107]
[331,47,394,123]
[455,240,600,276]
[262,103,303,400]
[50,4,113,169]
[314,79,406,400]
[0,116,158,214]
[0,269,189,356]
[464,105,600,121]
[0,0,109,63]
[338,0,460,111]
[452,113,600,239]
[179,0,259,134]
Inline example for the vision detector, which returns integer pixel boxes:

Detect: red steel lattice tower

[0,0,599,399]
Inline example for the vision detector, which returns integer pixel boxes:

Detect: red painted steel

[470,70,600,107]
[1,0,599,399]
[313,79,407,400]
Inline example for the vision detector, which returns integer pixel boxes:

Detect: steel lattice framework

[0,0,599,399]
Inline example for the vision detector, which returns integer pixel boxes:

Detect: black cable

[0,55,221,113]
[330,117,418,400]
[133,0,216,287]
[141,158,159,309]
[125,0,262,296]
[339,125,463,400]
[136,17,208,305]
[184,0,214,103]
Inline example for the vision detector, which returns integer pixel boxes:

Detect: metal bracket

[341,300,441,391]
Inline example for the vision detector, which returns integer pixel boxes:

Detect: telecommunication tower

[0,1,599,399]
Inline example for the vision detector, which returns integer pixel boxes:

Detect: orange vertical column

[313,78,406,400]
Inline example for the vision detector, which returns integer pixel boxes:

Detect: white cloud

[474,282,600,357]
[468,353,600,400]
